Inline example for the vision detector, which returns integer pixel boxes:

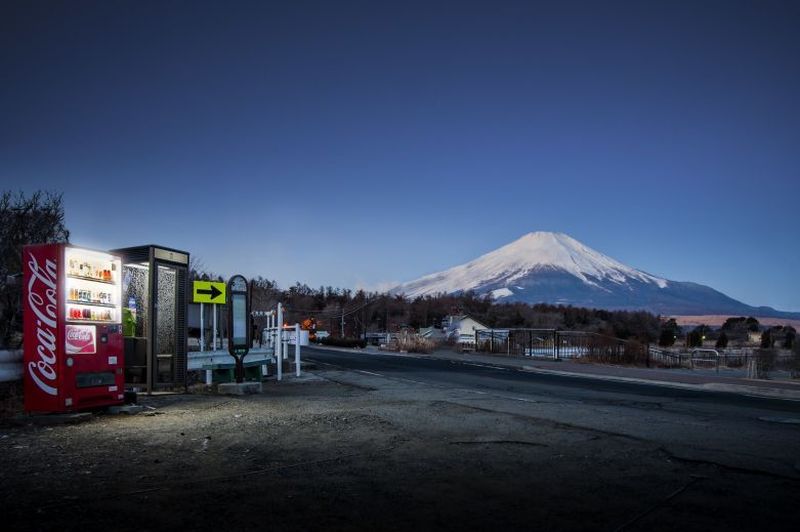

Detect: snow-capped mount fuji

[393,232,799,318]
[397,232,669,297]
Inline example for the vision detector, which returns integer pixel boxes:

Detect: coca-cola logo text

[65,324,95,355]
[67,328,91,341]
[27,252,58,396]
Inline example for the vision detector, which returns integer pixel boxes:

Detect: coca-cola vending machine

[23,244,125,413]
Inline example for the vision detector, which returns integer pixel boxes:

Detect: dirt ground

[1,373,797,531]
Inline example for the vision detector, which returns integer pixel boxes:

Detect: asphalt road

[303,346,800,410]
[304,346,800,480]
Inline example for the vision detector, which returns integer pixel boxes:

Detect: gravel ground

[0,373,797,531]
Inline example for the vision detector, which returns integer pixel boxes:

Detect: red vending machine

[23,244,125,413]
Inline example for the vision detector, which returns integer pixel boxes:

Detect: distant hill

[393,231,800,319]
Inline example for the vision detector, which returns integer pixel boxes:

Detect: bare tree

[0,191,70,347]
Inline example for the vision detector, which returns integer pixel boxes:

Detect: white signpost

[277,303,283,381]
[252,304,304,381]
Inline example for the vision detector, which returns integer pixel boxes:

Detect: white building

[442,315,487,350]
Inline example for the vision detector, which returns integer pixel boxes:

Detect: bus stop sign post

[227,275,250,383]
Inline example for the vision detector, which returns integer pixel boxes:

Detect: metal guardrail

[628,346,796,374]
[0,350,23,382]
[647,346,684,367]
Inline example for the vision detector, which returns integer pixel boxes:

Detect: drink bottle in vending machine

[23,243,125,413]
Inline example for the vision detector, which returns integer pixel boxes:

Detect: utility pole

[340,310,345,338]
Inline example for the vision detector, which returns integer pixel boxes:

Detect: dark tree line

[656,316,797,350]
[230,282,662,343]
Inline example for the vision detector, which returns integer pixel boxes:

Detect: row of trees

[658,316,796,349]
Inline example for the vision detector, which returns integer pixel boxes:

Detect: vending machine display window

[65,247,122,325]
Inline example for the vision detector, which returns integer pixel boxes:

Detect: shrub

[658,319,679,347]
[387,329,436,354]
[658,329,676,347]
[784,330,796,349]
[760,330,773,348]
[715,332,729,349]
[687,330,703,348]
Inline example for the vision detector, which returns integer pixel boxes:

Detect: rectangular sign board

[286,329,310,346]
[192,281,226,304]
[66,324,97,355]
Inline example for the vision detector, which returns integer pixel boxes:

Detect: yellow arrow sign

[193,281,226,304]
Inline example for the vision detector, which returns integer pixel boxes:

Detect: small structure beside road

[443,315,487,351]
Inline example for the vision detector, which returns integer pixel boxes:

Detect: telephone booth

[111,245,190,393]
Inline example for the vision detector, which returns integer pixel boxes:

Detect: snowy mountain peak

[394,231,668,299]
[496,231,667,287]
[391,232,800,319]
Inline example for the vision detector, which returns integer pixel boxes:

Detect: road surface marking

[356,369,383,377]
[463,362,509,371]
[395,378,431,385]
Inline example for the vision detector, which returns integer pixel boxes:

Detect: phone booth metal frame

[111,245,190,393]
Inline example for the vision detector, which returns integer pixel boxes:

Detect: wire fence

[475,329,648,364]
[474,328,800,376]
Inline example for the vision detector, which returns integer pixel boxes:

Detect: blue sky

[2,0,799,311]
